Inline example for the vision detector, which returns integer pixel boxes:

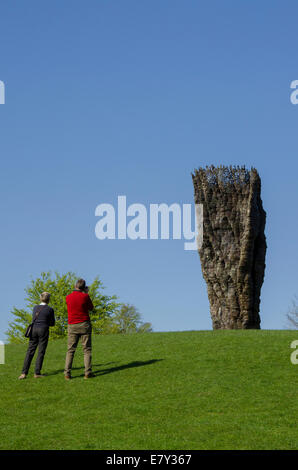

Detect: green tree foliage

[6,272,152,343]
[104,304,153,334]
[6,272,120,343]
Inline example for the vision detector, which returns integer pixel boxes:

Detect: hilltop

[0,330,297,450]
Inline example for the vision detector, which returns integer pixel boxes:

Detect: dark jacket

[32,304,55,327]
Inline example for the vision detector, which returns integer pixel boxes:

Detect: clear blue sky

[1,0,298,340]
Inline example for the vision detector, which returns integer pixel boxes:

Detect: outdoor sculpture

[192,165,267,329]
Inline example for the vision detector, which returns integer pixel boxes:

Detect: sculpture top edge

[192,165,260,187]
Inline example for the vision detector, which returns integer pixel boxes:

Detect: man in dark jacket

[19,292,55,379]
[64,278,94,380]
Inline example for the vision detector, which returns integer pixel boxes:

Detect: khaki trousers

[64,321,92,376]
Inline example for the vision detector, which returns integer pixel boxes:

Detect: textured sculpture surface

[192,165,267,329]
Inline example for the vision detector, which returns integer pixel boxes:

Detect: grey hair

[40,292,51,303]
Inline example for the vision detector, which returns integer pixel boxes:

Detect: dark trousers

[22,325,49,375]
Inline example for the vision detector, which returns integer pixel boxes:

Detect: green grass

[0,330,297,450]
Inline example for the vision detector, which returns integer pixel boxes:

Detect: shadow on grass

[46,359,164,379]
[45,362,116,377]
[92,359,164,378]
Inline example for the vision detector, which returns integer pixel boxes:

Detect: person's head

[75,278,86,292]
[40,292,51,304]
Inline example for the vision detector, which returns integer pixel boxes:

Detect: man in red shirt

[64,278,94,380]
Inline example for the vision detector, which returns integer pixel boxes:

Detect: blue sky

[0,0,298,340]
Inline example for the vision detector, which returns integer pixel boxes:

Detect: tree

[286,297,298,329]
[106,304,153,334]
[6,271,120,343]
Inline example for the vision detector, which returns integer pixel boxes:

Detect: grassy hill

[0,330,297,450]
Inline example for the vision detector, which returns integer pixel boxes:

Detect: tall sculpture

[192,165,267,329]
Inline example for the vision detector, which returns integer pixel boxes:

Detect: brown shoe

[64,375,72,381]
[18,373,26,380]
[84,373,95,379]
[34,374,45,378]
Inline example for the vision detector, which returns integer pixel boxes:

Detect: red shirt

[66,290,94,324]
